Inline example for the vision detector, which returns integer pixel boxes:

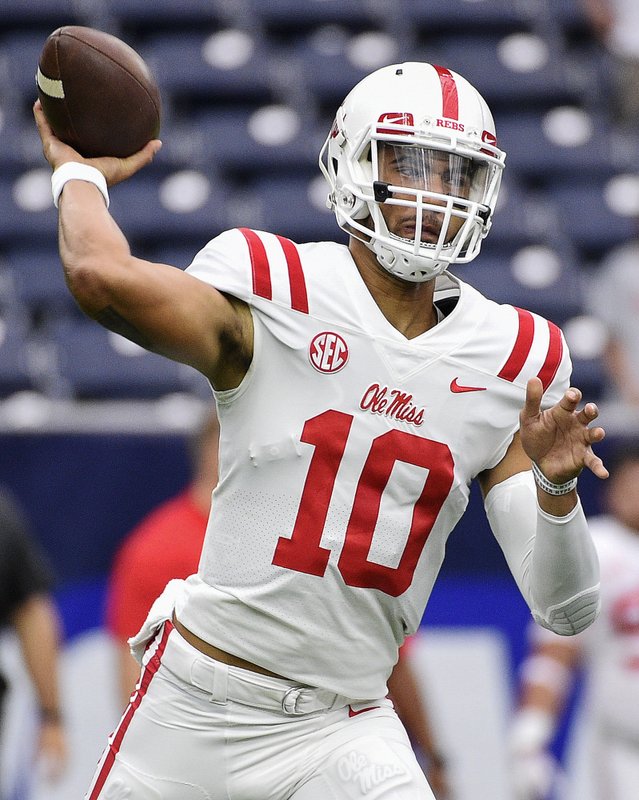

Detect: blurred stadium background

[0,1,636,798]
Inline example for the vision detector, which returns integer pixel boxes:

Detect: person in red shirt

[106,409,220,705]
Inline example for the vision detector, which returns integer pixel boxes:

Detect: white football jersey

[175,228,570,699]
[574,516,639,741]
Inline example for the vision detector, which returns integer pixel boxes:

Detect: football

[37,26,161,158]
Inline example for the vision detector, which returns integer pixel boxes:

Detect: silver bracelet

[51,162,110,209]
[531,461,578,496]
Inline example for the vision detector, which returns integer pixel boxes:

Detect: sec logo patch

[309,331,349,373]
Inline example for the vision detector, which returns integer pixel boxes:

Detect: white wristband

[51,162,110,209]
[531,461,578,496]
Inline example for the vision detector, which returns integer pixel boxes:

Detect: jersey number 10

[272,409,454,596]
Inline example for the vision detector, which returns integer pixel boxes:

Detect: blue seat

[0,313,36,396]
[496,109,619,186]
[543,178,638,257]
[47,317,193,400]
[0,0,81,30]
[453,243,585,324]
[108,174,229,249]
[242,0,376,32]
[0,173,58,246]
[404,0,531,34]
[424,35,582,112]
[229,175,343,243]
[4,245,77,316]
[138,32,276,107]
[189,107,324,178]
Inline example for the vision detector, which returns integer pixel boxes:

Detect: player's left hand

[519,377,608,484]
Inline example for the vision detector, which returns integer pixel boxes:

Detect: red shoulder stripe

[87,621,173,799]
[239,227,272,300]
[433,65,459,120]
[537,321,563,391]
[498,307,535,383]
[276,235,309,314]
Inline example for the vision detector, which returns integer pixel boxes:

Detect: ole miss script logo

[309,331,349,373]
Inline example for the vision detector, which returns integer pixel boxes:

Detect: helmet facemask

[319,77,506,282]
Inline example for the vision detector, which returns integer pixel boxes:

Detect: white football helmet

[319,62,506,282]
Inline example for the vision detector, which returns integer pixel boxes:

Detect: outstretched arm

[480,379,606,635]
[33,101,252,391]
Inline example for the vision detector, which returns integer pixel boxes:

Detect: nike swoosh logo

[348,705,379,718]
[450,378,487,393]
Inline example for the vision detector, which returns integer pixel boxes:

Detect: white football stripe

[36,67,65,99]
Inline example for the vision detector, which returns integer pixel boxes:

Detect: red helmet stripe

[433,65,459,121]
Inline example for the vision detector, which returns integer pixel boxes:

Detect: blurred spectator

[0,486,67,794]
[509,439,639,800]
[581,0,639,130]
[585,235,639,410]
[106,408,220,706]
[106,409,449,796]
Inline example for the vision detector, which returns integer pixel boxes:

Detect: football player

[34,61,607,800]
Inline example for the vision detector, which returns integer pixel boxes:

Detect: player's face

[376,143,487,245]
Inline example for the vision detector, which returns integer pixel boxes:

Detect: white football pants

[85,621,433,799]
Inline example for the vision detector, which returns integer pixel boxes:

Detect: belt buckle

[281,687,305,715]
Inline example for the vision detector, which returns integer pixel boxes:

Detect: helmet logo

[376,112,415,135]
[482,130,497,147]
[436,118,464,132]
[309,331,349,373]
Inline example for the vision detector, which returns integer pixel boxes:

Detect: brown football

[37,26,161,158]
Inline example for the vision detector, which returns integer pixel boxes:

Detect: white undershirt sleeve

[484,471,601,635]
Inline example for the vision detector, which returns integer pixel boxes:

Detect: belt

[161,623,352,716]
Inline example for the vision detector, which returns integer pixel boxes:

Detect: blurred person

[106,409,220,707]
[580,0,639,130]
[107,412,450,795]
[34,60,608,800]
[509,440,639,800]
[585,234,639,410]
[0,485,67,795]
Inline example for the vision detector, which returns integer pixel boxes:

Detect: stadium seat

[47,317,193,400]
[496,109,621,187]
[188,106,324,179]
[422,34,583,112]
[108,174,230,250]
[403,0,532,35]
[242,0,378,34]
[453,243,585,324]
[0,172,58,247]
[231,174,344,243]
[3,245,77,318]
[0,312,36,396]
[542,178,638,258]
[138,31,276,108]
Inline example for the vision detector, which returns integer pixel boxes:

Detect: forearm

[485,471,600,634]
[57,179,133,317]
[12,595,63,719]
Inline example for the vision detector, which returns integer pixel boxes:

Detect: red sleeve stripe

[87,621,173,799]
[498,307,535,383]
[537,321,563,391]
[239,227,272,300]
[433,65,459,120]
[276,235,309,314]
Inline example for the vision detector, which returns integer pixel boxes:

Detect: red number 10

[272,410,454,596]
